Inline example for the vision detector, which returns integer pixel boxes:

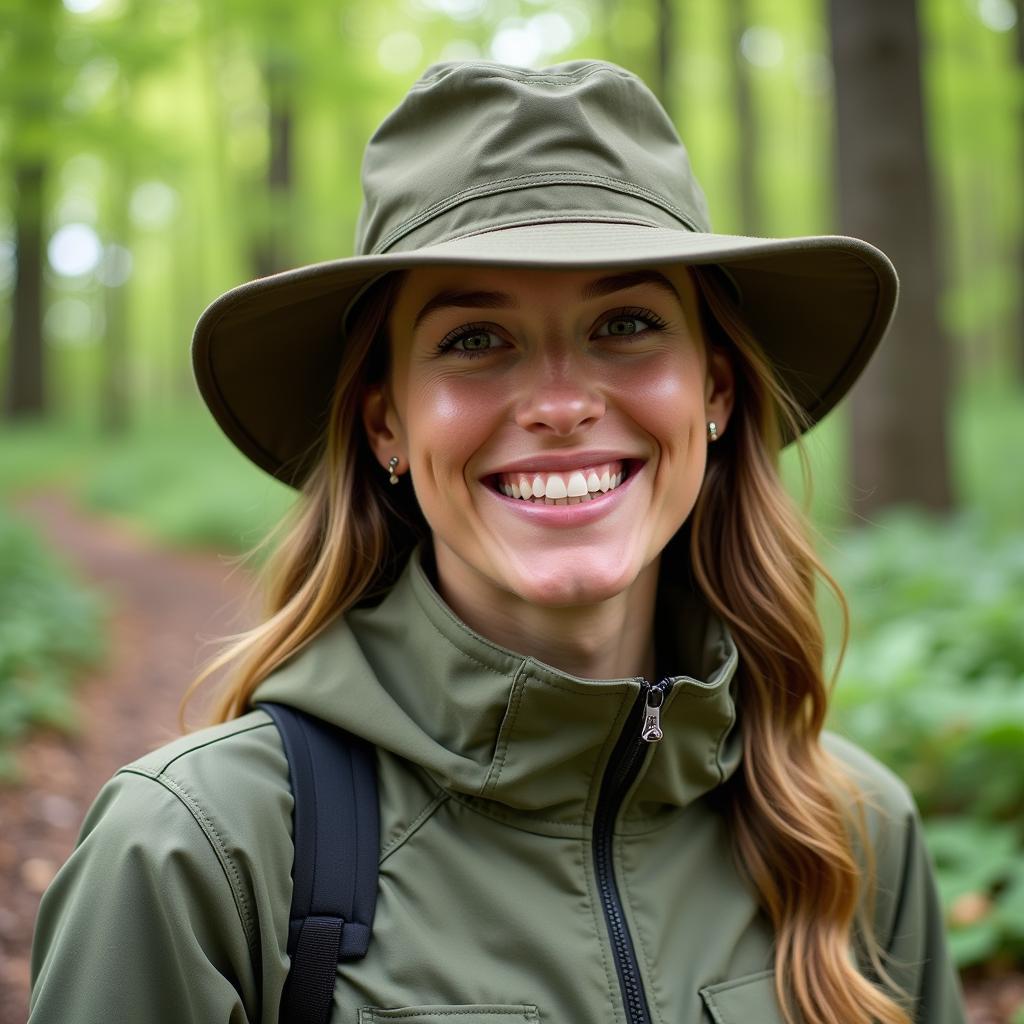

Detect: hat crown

[355,60,712,256]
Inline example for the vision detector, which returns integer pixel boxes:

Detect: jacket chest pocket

[358,1006,540,1023]
[699,970,791,1023]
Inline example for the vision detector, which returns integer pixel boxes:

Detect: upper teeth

[494,461,626,502]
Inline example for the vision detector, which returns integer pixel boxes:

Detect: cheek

[406,375,503,473]
[410,382,465,430]
[617,350,706,441]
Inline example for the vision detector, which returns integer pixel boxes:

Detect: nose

[513,352,606,437]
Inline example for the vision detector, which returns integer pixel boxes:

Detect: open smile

[481,460,645,525]
[485,459,643,505]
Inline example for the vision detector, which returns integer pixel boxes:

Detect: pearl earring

[387,456,400,484]
[707,421,718,442]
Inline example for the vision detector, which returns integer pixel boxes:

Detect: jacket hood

[251,546,742,837]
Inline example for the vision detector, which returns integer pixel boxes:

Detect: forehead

[389,263,699,332]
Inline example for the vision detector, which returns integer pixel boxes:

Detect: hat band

[366,173,704,255]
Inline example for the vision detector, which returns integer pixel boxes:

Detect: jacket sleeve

[29,769,259,1024]
[881,801,967,1024]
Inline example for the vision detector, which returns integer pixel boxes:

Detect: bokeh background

[1,0,1022,1020]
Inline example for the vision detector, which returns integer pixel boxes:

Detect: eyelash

[435,307,671,359]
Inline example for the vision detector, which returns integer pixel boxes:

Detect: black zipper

[592,677,675,1024]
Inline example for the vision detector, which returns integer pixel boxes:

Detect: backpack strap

[256,701,380,1024]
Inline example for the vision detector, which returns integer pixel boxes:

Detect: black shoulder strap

[256,701,380,1024]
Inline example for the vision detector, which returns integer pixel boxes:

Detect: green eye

[457,332,493,350]
[436,324,505,359]
[596,308,669,339]
[606,318,640,335]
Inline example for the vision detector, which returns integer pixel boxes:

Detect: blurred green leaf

[828,512,1024,966]
[0,505,105,779]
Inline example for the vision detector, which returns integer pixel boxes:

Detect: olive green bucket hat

[192,59,898,487]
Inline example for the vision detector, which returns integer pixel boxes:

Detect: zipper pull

[640,681,668,743]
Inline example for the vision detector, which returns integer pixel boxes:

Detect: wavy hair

[184,265,911,1024]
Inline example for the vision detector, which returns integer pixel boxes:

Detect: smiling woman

[361,264,731,641]
[29,60,965,1024]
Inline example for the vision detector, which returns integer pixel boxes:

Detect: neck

[429,548,660,682]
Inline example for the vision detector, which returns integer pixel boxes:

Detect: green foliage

[953,385,1024,538]
[827,512,1024,966]
[0,419,93,494]
[922,818,1024,966]
[78,413,292,561]
[0,407,295,552]
[79,410,294,551]
[0,506,105,779]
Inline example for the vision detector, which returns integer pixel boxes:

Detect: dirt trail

[0,492,1020,1023]
[0,492,254,1024]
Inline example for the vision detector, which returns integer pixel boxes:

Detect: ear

[361,381,407,472]
[704,346,735,437]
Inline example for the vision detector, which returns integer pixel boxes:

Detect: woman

[30,60,965,1024]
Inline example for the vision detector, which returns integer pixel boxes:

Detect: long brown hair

[185,265,911,1024]
[689,268,911,1024]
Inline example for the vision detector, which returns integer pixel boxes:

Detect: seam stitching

[711,671,739,784]
[699,994,728,1024]
[361,1008,540,1020]
[520,671,632,698]
[379,789,451,865]
[409,63,637,92]
[145,720,274,775]
[394,167,684,224]
[446,786,585,835]
[449,214,667,239]
[614,810,686,836]
[415,600,517,680]
[118,767,256,953]
[375,171,695,252]
[480,663,529,798]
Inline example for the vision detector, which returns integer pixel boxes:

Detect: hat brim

[191,221,898,486]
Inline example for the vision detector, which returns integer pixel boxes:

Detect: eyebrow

[411,269,681,330]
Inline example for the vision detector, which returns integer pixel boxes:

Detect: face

[362,264,734,613]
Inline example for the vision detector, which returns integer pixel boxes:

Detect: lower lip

[481,464,642,527]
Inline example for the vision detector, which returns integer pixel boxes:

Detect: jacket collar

[251,546,742,838]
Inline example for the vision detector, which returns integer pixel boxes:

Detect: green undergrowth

[826,512,1024,968]
[0,506,106,779]
[0,406,295,555]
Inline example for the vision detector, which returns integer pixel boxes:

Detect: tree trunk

[5,161,47,419]
[252,60,295,279]
[97,39,138,437]
[829,0,954,514]
[99,160,131,435]
[727,0,761,235]
[4,0,60,421]
[653,0,675,122]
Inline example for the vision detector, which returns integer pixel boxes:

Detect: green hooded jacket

[29,548,967,1023]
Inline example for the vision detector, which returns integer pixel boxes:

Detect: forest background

[1,0,1023,1015]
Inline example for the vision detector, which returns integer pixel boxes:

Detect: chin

[503,560,640,609]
